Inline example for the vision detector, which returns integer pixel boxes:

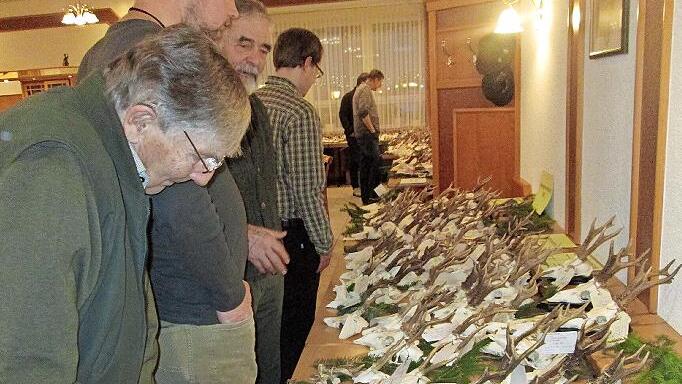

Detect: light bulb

[495,5,524,34]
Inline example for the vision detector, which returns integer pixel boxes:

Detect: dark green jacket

[0,74,157,383]
[226,95,281,281]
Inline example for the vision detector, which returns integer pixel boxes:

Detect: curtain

[262,7,426,135]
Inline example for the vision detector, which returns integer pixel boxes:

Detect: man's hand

[216,280,253,324]
[317,252,332,273]
[362,115,376,134]
[248,225,290,275]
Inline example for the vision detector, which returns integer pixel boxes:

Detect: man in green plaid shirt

[256,28,333,384]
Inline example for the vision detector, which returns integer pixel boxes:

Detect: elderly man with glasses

[78,1,262,383]
[0,26,250,383]
[256,28,333,384]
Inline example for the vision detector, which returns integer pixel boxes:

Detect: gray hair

[236,0,269,20]
[103,24,251,158]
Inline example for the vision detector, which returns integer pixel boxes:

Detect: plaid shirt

[256,76,333,255]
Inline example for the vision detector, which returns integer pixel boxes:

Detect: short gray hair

[236,0,269,20]
[103,24,250,158]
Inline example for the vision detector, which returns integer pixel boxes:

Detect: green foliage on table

[426,340,490,383]
[487,196,555,236]
[336,302,400,322]
[363,303,401,322]
[341,202,369,235]
[613,334,682,384]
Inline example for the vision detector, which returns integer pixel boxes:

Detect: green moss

[613,334,682,384]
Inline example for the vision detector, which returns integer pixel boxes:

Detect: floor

[317,186,357,310]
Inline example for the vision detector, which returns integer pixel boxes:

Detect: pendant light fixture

[62,3,99,26]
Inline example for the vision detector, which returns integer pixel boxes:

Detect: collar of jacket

[75,73,147,196]
[265,75,299,96]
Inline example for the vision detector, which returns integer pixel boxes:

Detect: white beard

[240,75,258,95]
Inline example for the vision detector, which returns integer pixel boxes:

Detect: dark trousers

[358,134,381,204]
[279,219,320,384]
[346,135,360,188]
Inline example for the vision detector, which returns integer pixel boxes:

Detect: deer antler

[616,259,681,309]
[572,217,621,262]
[589,346,650,384]
[473,305,584,384]
[593,241,648,284]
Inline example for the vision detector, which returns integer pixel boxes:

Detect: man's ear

[121,104,158,144]
[303,56,313,70]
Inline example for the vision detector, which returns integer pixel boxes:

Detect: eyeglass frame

[314,62,324,79]
[183,130,224,174]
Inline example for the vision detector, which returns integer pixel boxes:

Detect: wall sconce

[441,40,455,66]
[331,90,341,99]
[495,0,548,34]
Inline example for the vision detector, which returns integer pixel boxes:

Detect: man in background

[79,1,260,383]
[353,69,385,205]
[221,1,290,383]
[339,72,369,198]
[0,26,249,383]
[256,28,334,384]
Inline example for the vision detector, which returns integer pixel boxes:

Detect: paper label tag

[538,331,577,355]
[509,364,528,384]
[532,171,554,215]
[374,184,390,197]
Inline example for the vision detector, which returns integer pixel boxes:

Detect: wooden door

[453,108,516,195]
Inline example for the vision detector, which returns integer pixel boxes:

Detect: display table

[292,228,682,382]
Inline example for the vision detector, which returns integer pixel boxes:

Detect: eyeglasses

[183,131,224,174]
[314,62,324,79]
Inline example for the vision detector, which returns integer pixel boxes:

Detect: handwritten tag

[374,183,390,197]
[538,331,577,355]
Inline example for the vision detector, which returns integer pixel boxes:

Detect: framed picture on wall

[589,0,629,59]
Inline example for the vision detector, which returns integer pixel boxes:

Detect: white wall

[519,0,568,225]
[658,2,682,334]
[0,0,132,70]
[580,0,638,271]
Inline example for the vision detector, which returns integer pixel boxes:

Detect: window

[262,2,426,135]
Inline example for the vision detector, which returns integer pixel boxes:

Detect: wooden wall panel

[453,108,516,196]
[436,25,489,88]
[436,87,497,186]
[262,0,345,6]
[0,9,118,32]
[0,95,23,113]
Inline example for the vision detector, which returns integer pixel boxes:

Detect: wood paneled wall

[427,0,528,195]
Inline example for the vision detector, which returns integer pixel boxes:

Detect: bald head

[128,0,239,39]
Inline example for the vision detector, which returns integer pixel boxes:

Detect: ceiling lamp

[62,3,99,26]
[495,1,523,34]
